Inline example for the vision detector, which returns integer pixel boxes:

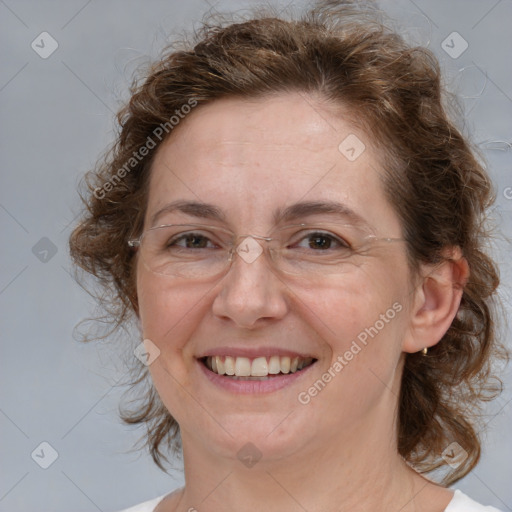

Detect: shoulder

[445,490,503,512]
[115,495,165,512]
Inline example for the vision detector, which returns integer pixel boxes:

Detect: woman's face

[136,93,414,464]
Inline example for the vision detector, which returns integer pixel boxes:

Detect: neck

[172,418,442,512]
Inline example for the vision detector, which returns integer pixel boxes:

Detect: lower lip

[196,359,316,394]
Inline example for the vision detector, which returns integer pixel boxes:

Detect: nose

[211,240,288,328]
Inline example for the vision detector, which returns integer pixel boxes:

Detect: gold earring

[421,347,428,356]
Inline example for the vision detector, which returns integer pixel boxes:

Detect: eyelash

[168,233,219,249]
[291,231,349,249]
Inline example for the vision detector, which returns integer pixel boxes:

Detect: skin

[134,92,468,512]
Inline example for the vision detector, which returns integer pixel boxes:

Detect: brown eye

[169,233,216,249]
[307,234,334,250]
[295,231,349,251]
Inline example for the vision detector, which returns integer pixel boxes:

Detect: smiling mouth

[200,355,317,380]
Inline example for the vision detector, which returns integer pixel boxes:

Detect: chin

[189,410,319,466]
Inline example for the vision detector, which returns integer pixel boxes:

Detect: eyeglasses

[128,223,405,279]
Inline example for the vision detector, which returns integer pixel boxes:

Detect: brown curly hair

[69,1,507,485]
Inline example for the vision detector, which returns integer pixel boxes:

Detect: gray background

[0,0,511,510]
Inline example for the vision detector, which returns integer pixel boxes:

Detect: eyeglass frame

[127,222,406,278]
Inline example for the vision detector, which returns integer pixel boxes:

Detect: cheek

[136,267,209,354]
[296,262,407,370]
[136,269,211,417]
[294,277,406,424]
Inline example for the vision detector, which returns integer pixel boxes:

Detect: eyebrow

[150,200,370,230]
[273,201,371,229]
[151,200,226,226]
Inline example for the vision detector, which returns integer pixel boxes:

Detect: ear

[402,247,469,354]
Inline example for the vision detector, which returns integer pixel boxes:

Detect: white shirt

[117,490,503,511]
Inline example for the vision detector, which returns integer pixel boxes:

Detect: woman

[70,2,507,511]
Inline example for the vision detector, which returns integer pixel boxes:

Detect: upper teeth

[205,355,314,377]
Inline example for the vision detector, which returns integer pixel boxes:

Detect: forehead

[146,93,401,235]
